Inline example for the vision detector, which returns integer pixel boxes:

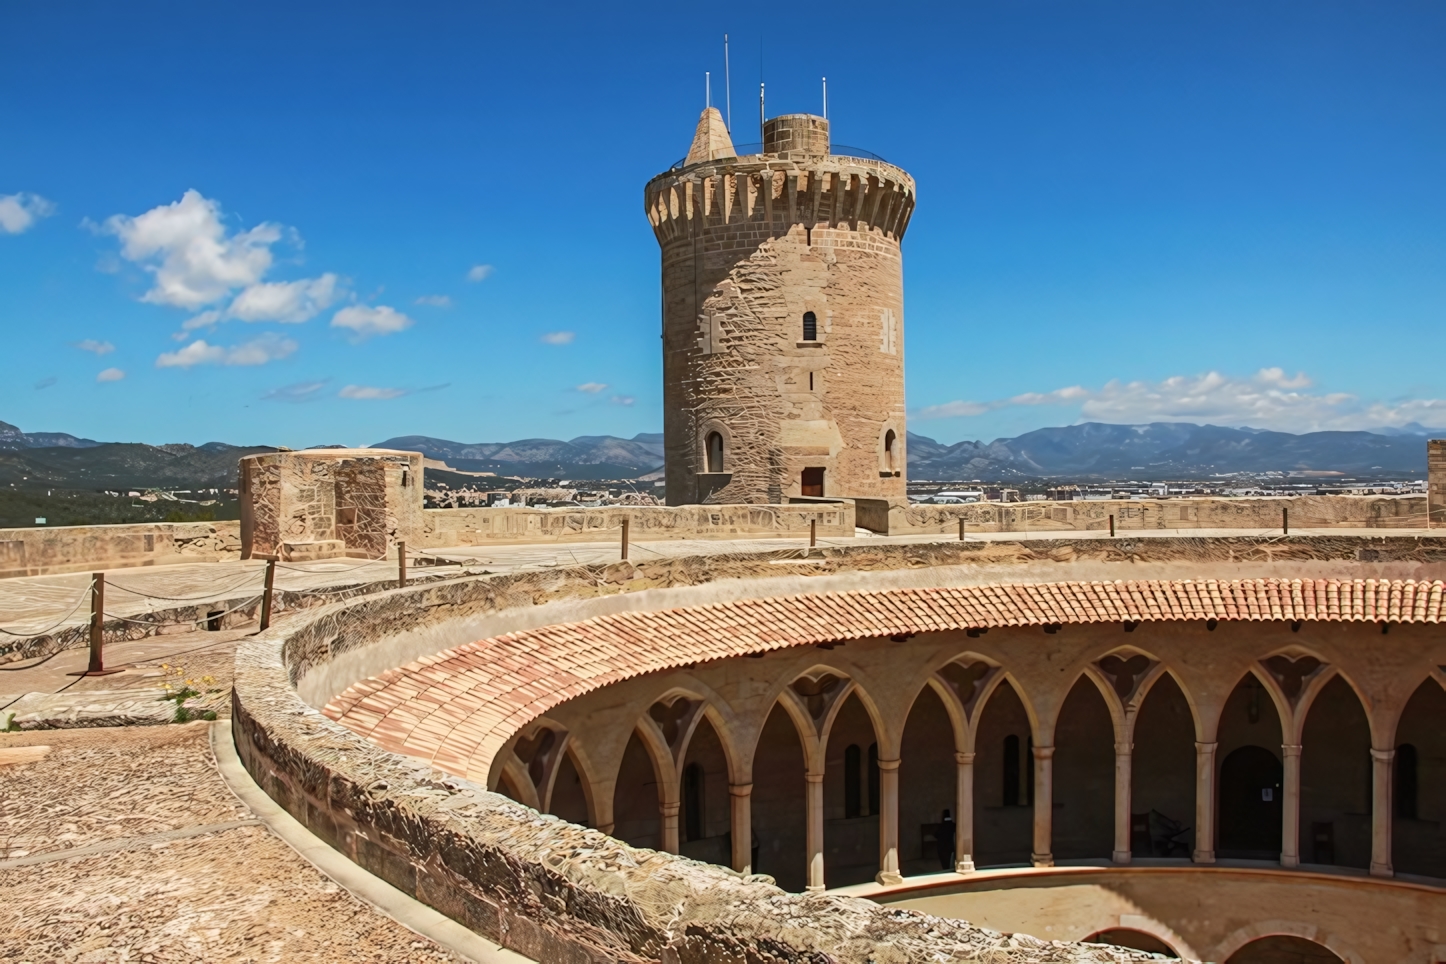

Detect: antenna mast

[705,71,711,109]
[823,76,828,120]
[759,82,765,144]
[724,34,732,132]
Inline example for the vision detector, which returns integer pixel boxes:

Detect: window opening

[802,311,817,341]
[683,762,704,841]
[705,431,724,473]
[867,742,880,816]
[844,744,862,818]
[884,429,897,471]
[801,467,825,497]
[1397,743,1419,819]
[809,371,814,391]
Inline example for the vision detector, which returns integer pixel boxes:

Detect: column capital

[1114,742,1134,755]
[805,772,825,784]
[876,757,901,771]
[1282,743,1303,757]
[659,802,680,817]
[729,782,754,797]
[955,752,976,765]
[1371,748,1396,763]
[1032,745,1055,761]
[1195,741,1218,752]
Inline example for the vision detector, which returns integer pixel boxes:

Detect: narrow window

[1397,743,1419,819]
[683,762,704,841]
[884,429,897,472]
[802,311,817,341]
[705,432,724,473]
[809,371,814,391]
[867,742,880,816]
[844,744,862,818]
[401,469,409,488]
[1004,734,1020,806]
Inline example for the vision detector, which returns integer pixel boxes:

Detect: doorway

[801,467,825,497]
[1218,745,1283,858]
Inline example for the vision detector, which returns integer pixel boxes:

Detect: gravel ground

[0,723,457,963]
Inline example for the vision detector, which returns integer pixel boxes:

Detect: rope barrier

[104,570,264,602]
[0,580,95,638]
[102,594,265,628]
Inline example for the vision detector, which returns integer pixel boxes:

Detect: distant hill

[0,441,275,491]
[907,422,1436,480]
[0,419,100,451]
[373,433,666,480]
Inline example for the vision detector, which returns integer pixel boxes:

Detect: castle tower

[646,108,915,506]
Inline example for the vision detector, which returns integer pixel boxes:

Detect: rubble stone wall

[1430,439,1445,525]
[888,494,1430,536]
[0,521,241,578]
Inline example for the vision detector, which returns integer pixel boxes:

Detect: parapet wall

[0,521,241,579]
[421,501,856,547]
[885,494,1428,536]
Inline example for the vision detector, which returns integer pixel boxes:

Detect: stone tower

[646,108,915,506]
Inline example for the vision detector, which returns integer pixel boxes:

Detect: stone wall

[421,501,855,548]
[0,521,241,579]
[886,494,1429,536]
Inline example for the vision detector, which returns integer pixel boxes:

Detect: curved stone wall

[235,536,1446,962]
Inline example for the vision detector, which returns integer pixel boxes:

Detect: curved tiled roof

[323,578,1445,779]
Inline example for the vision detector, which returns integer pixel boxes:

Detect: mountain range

[0,419,1439,490]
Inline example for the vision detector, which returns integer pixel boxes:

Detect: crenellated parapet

[644,155,916,246]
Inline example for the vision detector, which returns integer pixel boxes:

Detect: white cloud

[541,331,575,345]
[263,379,329,402]
[34,377,57,390]
[339,384,407,400]
[611,395,635,406]
[75,339,116,355]
[180,309,224,333]
[0,193,56,234]
[103,190,282,309]
[913,367,1446,434]
[466,264,494,282]
[414,294,452,307]
[96,367,125,382]
[156,332,297,369]
[330,304,414,339]
[576,382,608,393]
[227,273,339,323]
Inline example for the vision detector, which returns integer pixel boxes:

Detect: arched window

[683,761,704,841]
[844,744,862,818]
[883,429,897,472]
[1397,743,1419,819]
[802,311,817,341]
[705,431,724,473]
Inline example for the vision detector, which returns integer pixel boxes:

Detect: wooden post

[70,573,119,677]
[398,540,407,588]
[1283,507,1289,535]
[959,518,966,541]
[1109,514,1115,537]
[810,518,817,548]
[621,519,630,561]
[259,557,276,631]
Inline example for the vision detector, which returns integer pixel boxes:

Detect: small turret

[684,107,736,166]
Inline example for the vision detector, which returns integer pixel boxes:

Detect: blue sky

[2,1,1444,448]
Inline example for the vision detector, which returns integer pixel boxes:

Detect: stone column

[1114,741,1134,864]
[1281,743,1303,868]
[955,751,976,873]
[1031,745,1055,867]
[1193,742,1217,863]
[806,772,826,891]
[729,782,753,874]
[593,781,616,837]
[660,801,680,855]
[1371,748,1395,878]
[876,758,902,885]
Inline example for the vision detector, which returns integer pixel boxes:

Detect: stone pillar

[1429,439,1446,525]
[729,782,753,874]
[955,751,976,873]
[660,801,680,855]
[1114,741,1134,864]
[876,757,902,885]
[593,782,616,837]
[806,772,826,891]
[1194,742,1217,863]
[1281,743,1303,868]
[1031,745,1055,867]
[1371,748,1395,878]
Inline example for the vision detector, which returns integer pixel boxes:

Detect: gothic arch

[971,669,1044,748]
[1214,921,1362,964]
[1132,664,1206,743]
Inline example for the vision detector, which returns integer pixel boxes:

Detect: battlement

[645,154,915,245]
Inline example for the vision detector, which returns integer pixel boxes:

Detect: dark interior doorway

[1218,745,1283,858]
[801,467,825,497]
[1226,935,1342,963]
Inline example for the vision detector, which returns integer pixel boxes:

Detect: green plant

[156,664,221,723]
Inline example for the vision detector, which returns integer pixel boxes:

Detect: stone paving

[0,526,1432,643]
[0,722,457,962]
